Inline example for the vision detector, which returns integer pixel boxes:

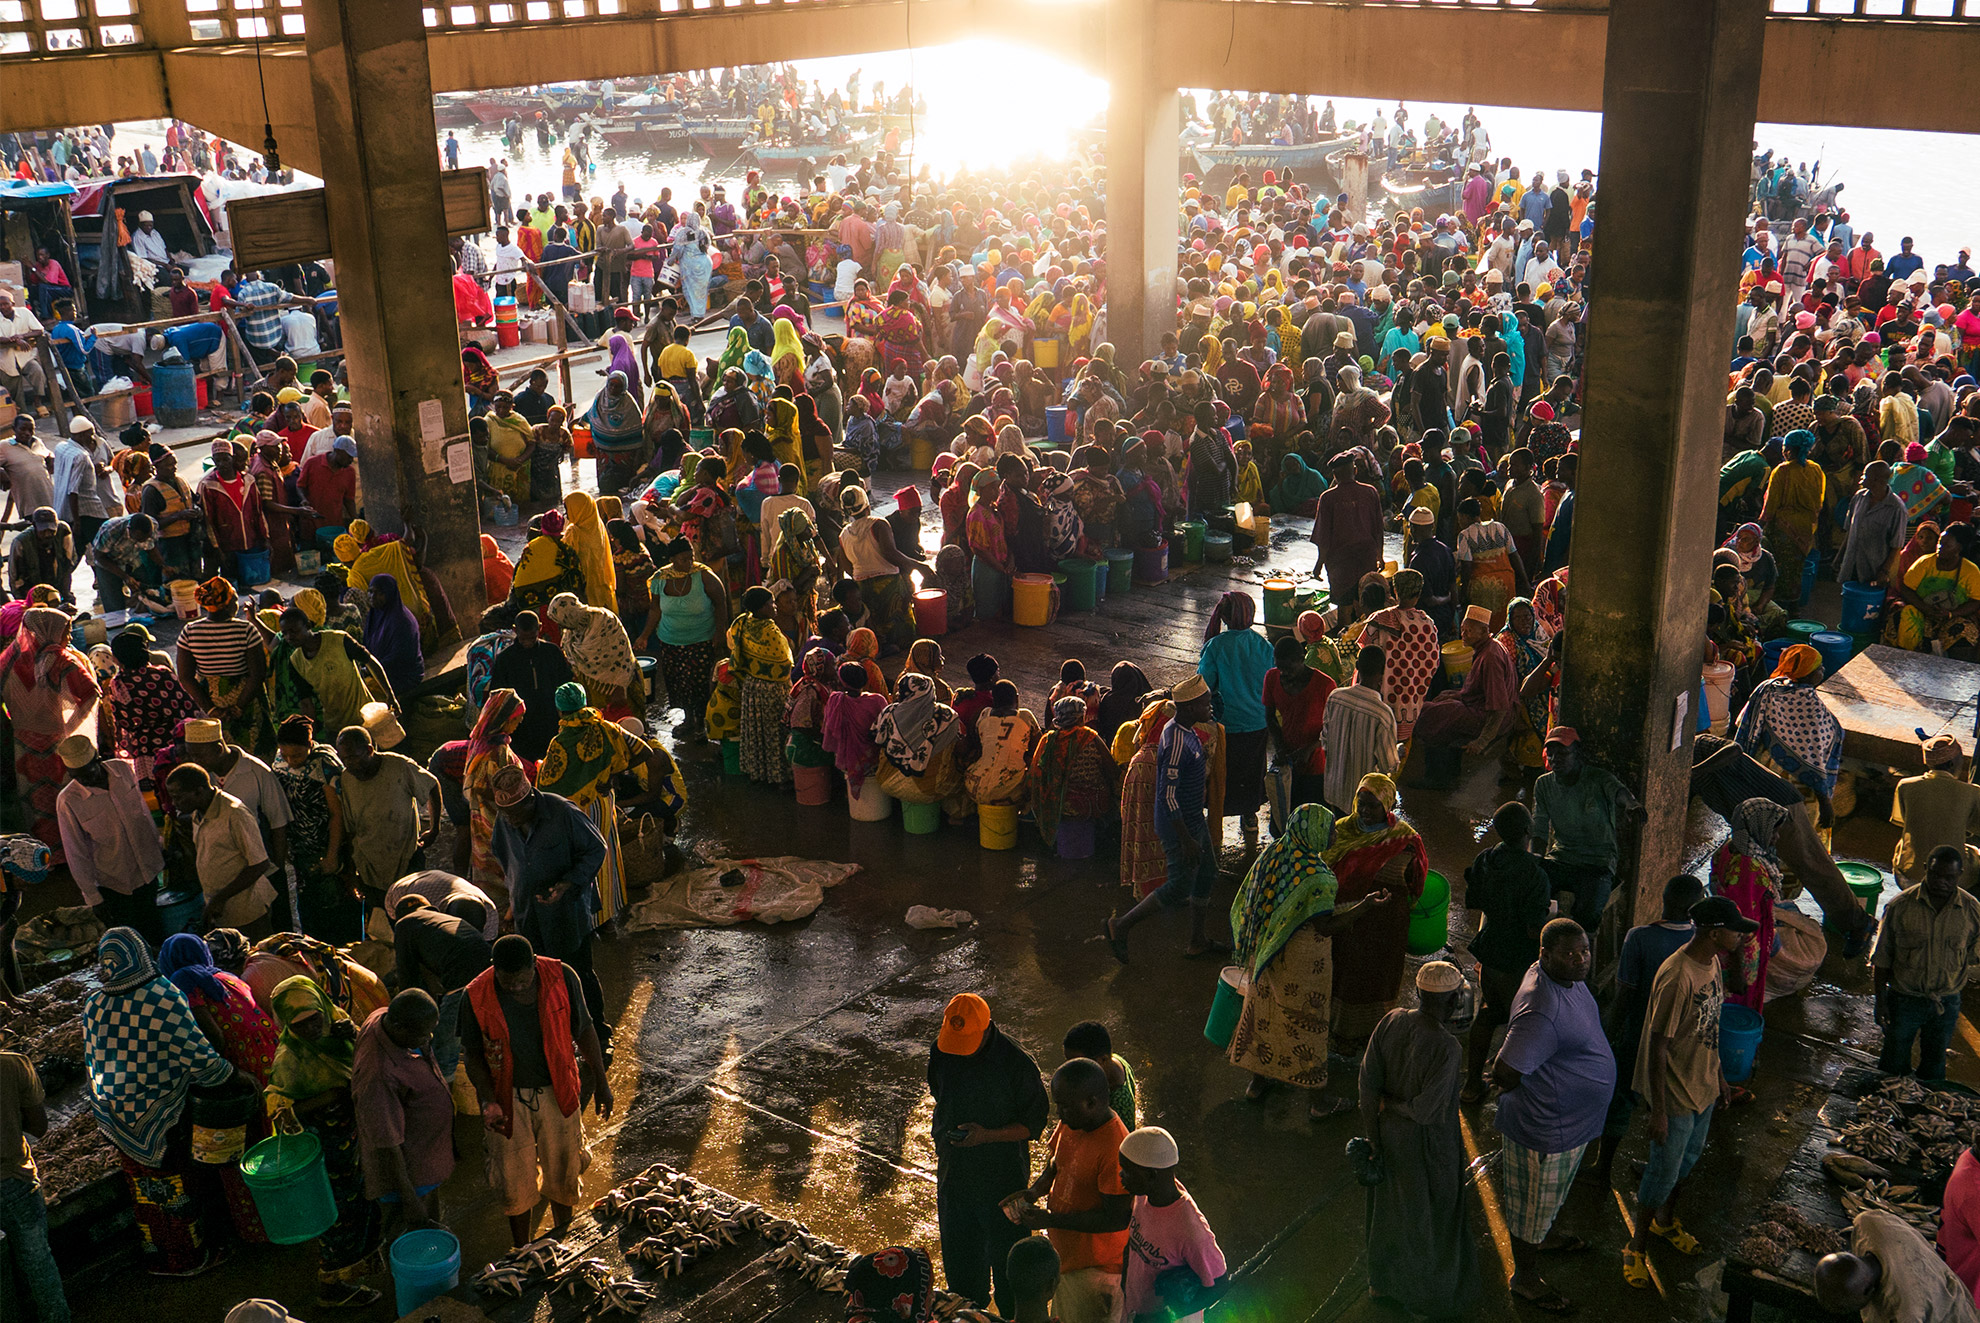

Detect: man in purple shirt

[1489,918,1615,1315]
[1311,453,1383,622]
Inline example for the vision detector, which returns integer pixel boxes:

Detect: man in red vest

[461,934,614,1246]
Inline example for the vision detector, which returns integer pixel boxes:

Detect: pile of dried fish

[1832,1077,1980,1182]
[1737,1202,1847,1274]
[1840,1180,1940,1237]
[34,1111,119,1202]
[471,1236,574,1300]
[592,1162,857,1297]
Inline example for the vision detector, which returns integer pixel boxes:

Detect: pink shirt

[1940,1150,1980,1303]
[1122,1186,1226,1320]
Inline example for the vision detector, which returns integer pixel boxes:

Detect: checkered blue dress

[84,964,233,1167]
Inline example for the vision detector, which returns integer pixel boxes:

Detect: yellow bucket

[978,802,1018,850]
[909,434,939,471]
[1012,573,1053,627]
[1441,640,1474,682]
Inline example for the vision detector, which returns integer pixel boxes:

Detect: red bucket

[913,588,947,636]
[793,764,831,806]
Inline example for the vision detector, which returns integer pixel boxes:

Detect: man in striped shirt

[1320,645,1400,815]
[1105,676,1226,962]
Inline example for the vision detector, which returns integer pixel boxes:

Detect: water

[441,46,1980,266]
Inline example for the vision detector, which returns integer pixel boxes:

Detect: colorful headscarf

[1231,802,1338,980]
[1772,643,1823,681]
[196,576,237,612]
[875,672,959,776]
[844,1246,935,1323]
[264,975,357,1106]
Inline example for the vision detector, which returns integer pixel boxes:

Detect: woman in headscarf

[727,585,794,785]
[560,490,617,614]
[158,932,280,1084]
[347,532,445,649]
[840,484,926,654]
[843,626,886,694]
[463,688,526,886]
[768,506,824,640]
[1232,438,1265,511]
[964,469,1014,621]
[793,393,833,488]
[1712,798,1792,1016]
[1885,522,1980,654]
[1720,521,1787,642]
[1496,598,1555,769]
[484,392,536,502]
[844,1245,935,1323]
[107,628,199,788]
[962,677,1039,808]
[1198,590,1274,849]
[643,537,729,740]
[1324,772,1428,1057]
[263,976,385,1309]
[784,646,839,777]
[587,370,650,493]
[1759,428,1827,608]
[606,519,655,624]
[537,682,680,926]
[1111,698,1173,901]
[1454,495,1524,631]
[272,714,353,941]
[84,928,237,1275]
[765,397,807,491]
[769,316,808,392]
[1027,695,1118,848]
[874,672,967,815]
[1735,642,1843,835]
[1266,452,1327,516]
[482,533,516,604]
[1094,662,1153,745]
[2,604,99,857]
[546,591,642,723]
[671,211,713,317]
[176,576,266,749]
[508,509,586,614]
[461,344,499,413]
[1230,802,1400,1116]
[360,572,424,701]
[822,659,886,798]
[742,349,777,416]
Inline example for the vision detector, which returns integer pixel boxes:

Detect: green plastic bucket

[240,1131,337,1245]
[1203,966,1249,1048]
[1105,548,1135,593]
[1407,869,1452,956]
[720,738,742,775]
[1179,519,1206,563]
[902,799,941,834]
[1787,619,1825,643]
[1059,559,1099,611]
[1837,861,1886,928]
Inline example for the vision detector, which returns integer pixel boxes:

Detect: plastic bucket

[1044,406,1069,444]
[978,802,1018,849]
[1133,542,1169,584]
[913,588,947,635]
[496,323,522,349]
[1058,558,1099,611]
[909,434,938,471]
[391,1228,462,1317]
[902,798,941,834]
[1840,581,1887,634]
[1787,619,1825,644]
[1440,641,1474,683]
[1838,861,1886,922]
[188,1073,259,1164]
[1702,661,1734,732]
[1719,1004,1764,1085]
[720,738,742,775]
[240,1131,337,1245]
[157,889,203,935]
[1056,817,1096,859]
[233,548,271,588]
[1203,966,1249,1048]
[151,362,199,428]
[1799,548,1819,608]
[1106,548,1135,593]
[793,763,832,806]
[492,296,518,324]
[1810,631,1851,677]
[1012,573,1053,627]
[1761,637,1792,675]
[1204,531,1233,562]
[849,776,894,821]
[1850,631,1877,659]
[1179,519,1206,563]
[1407,869,1451,955]
[1263,577,1297,626]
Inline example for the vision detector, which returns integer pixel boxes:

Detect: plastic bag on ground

[906,906,974,930]
[624,856,860,929]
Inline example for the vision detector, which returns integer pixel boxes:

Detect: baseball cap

[1689,896,1760,934]
[332,436,358,457]
[30,507,57,528]
[936,993,991,1055]
[1544,726,1580,748]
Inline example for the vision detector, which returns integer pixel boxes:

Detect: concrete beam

[160,45,322,176]
[1103,0,1179,368]
[0,50,167,131]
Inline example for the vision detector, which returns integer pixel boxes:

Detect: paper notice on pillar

[418,398,446,442]
[423,437,447,475]
[1672,689,1689,752]
[447,442,474,484]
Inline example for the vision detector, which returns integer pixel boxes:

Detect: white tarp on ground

[625,856,860,930]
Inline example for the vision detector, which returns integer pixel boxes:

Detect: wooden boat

[685,117,758,155]
[746,133,881,170]
[595,115,688,147]
[1192,134,1358,179]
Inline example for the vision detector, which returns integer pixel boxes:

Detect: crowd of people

[0,76,1979,1323]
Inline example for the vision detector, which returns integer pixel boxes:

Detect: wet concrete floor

[49,467,1976,1323]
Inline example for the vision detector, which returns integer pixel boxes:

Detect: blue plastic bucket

[1719,1004,1764,1084]
[1044,406,1069,444]
[1761,637,1792,675]
[390,1228,461,1316]
[1840,581,1886,634]
[1810,631,1852,677]
[1134,541,1169,584]
[1798,547,1820,608]
[150,362,199,428]
[157,889,203,936]
[233,548,271,588]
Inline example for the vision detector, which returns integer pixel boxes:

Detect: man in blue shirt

[1105,678,1223,961]
[1885,236,1924,282]
[1489,917,1615,1315]
[44,299,93,393]
[489,765,608,1030]
[150,319,224,364]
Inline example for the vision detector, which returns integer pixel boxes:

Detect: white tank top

[840,516,894,580]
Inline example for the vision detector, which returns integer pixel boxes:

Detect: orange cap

[936,993,991,1055]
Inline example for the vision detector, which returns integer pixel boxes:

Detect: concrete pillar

[1559,0,1764,922]
[301,0,482,649]
[1102,0,1179,368]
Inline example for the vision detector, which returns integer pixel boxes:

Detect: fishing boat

[433,93,480,128]
[1191,134,1358,181]
[595,115,689,147]
[685,117,758,155]
[1380,169,1464,218]
[746,132,881,171]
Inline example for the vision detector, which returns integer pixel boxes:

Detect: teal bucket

[1203,966,1249,1048]
[1406,870,1451,955]
[1720,1004,1764,1084]
[391,1227,461,1316]
[1105,548,1135,593]
[1787,619,1825,644]
[720,738,742,776]
[1179,519,1206,563]
[1836,861,1886,931]
[902,799,941,834]
[240,1131,337,1245]
[1059,558,1099,611]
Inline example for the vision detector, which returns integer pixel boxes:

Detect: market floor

[44,473,1969,1323]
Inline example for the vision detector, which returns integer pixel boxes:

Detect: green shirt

[1110,1054,1138,1130]
[1531,765,1638,871]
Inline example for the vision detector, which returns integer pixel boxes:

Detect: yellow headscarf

[332,533,361,564]
[562,490,617,615]
[294,588,327,626]
[770,318,807,372]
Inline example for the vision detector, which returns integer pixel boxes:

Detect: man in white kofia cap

[1118,1126,1228,1323]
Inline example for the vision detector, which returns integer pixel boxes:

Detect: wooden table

[1815,645,1980,768]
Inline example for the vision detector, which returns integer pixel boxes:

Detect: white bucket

[1703,661,1734,732]
[848,775,894,822]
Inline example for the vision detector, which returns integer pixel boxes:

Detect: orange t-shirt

[1047,1114,1131,1272]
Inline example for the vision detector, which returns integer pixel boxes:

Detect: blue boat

[1190,134,1359,180]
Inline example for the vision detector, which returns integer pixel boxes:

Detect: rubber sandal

[1104,915,1129,965]
[1513,1285,1579,1314]
[1307,1095,1357,1121]
[317,1285,383,1311]
[1650,1217,1702,1255]
[1621,1248,1652,1289]
[1726,1085,1756,1106]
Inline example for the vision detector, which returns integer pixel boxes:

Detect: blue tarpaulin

[0,181,79,201]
